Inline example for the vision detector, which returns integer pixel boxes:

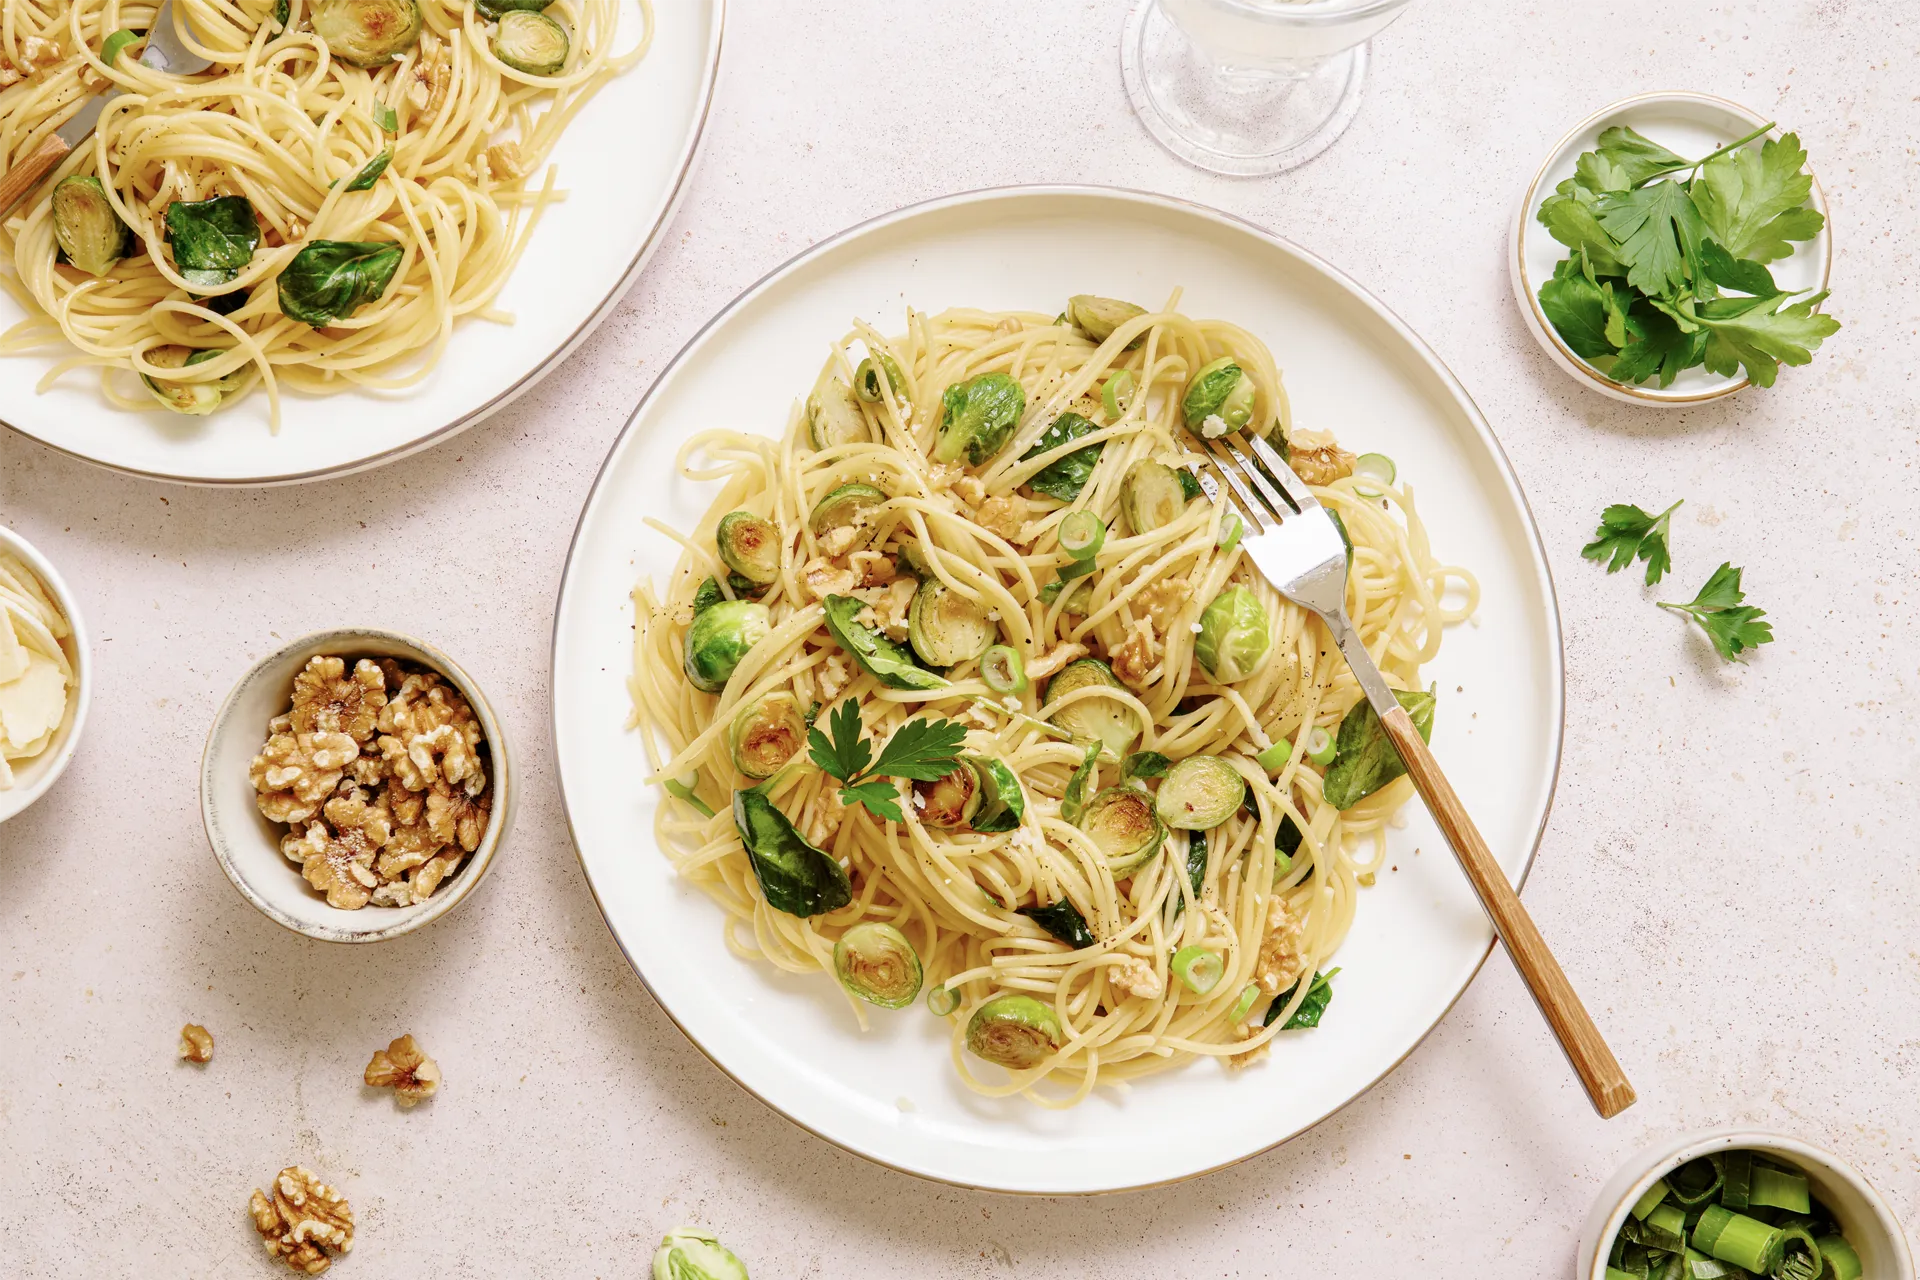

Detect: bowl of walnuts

[200,628,515,943]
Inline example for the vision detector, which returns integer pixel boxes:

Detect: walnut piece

[974,494,1028,544]
[1107,955,1163,1000]
[249,1166,353,1274]
[405,32,449,121]
[179,1023,213,1063]
[250,730,360,825]
[291,656,387,742]
[852,578,915,642]
[1026,641,1088,682]
[1289,437,1356,487]
[364,1033,441,1107]
[1253,894,1306,995]
[799,556,856,603]
[1109,618,1162,688]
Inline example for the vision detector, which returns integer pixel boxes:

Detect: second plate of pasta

[552,186,1564,1193]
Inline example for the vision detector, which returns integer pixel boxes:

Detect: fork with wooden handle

[1195,429,1636,1119]
[0,0,210,215]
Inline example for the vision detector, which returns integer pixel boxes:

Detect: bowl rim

[1510,89,1834,407]
[198,626,512,943]
[1581,1127,1915,1280]
[0,522,91,824]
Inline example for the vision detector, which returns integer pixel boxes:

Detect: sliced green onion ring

[1352,452,1396,494]
[662,776,714,818]
[1216,510,1244,556]
[1254,739,1290,772]
[980,644,1027,695]
[1101,368,1135,418]
[1058,509,1105,560]
[1303,724,1336,766]
[926,984,961,1016]
[1226,982,1259,1022]
[1170,945,1223,995]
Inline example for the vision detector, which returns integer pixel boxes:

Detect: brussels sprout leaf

[1121,751,1171,781]
[372,103,398,133]
[1020,411,1103,503]
[731,787,851,917]
[276,239,402,326]
[1061,739,1101,824]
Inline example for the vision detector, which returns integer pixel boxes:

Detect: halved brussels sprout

[1043,658,1140,758]
[1182,357,1256,437]
[806,377,871,451]
[312,0,422,67]
[1120,458,1189,537]
[965,993,1063,1069]
[142,347,240,415]
[491,9,568,75]
[52,176,129,278]
[1080,785,1165,877]
[729,691,806,779]
[907,579,996,667]
[683,598,770,693]
[652,1228,749,1280]
[1067,294,1146,347]
[1155,756,1245,830]
[715,511,780,586]
[912,760,982,828]
[1194,586,1272,684]
[933,372,1024,466]
[855,352,905,403]
[833,921,923,1008]
[808,481,888,549]
[967,754,1026,833]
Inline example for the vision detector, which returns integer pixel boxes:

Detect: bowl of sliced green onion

[1581,1129,1912,1280]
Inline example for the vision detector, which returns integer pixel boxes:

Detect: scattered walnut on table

[363,1033,440,1108]
[178,1023,213,1064]
[249,1166,353,1274]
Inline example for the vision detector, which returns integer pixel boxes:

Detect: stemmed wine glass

[1122,0,1419,176]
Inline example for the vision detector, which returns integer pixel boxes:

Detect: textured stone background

[3,0,1916,1275]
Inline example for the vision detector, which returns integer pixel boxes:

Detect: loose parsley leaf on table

[1659,562,1773,662]
[807,698,966,822]
[1583,500,1682,585]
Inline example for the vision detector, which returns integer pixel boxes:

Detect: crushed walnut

[250,655,491,911]
[799,555,856,603]
[1026,641,1088,682]
[249,1166,353,1274]
[1109,618,1162,688]
[974,494,1029,544]
[404,32,449,122]
[364,1033,440,1107]
[15,35,62,76]
[1253,893,1306,995]
[179,1023,213,1063]
[952,474,988,506]
[848,548,895,587]
[853,578,915,641]
[1107,955,1164,1000]
[816,652,853,703]
[1136,577,1192,635]
[482,140,525,184]
[1289,436,1356,487]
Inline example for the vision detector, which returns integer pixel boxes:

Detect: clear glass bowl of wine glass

[1122,0,1418,176]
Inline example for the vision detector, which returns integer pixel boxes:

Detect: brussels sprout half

[833,921,924,1008]
[142,346,241,415]
[808,481,888,549]
[1154,756,1245,830]
[932,372,1023,466]
[912,760,982,829]
[965,993,1063,1069]
[684,598,770,693]
[1120,458,1188,537]
[1182,356,1256,437]
[967,754,1026,833]
[652,1228,749,1280]
[1080,785,1165,877]
[52,175,129,278]
[1066,294,1146,347]
[715,510,780,586]
[492,9,568,75]
[1194,586,1272,684]
[312,0,422,67]
[907,579,995,667]
[1043,657,1140,758]
[806,377,871,451]
[729,691,806,779]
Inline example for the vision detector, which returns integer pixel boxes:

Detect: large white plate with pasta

[0,0,719,484]
[552,186,1565,1193]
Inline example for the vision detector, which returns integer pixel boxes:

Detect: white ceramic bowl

[200,629,515,942]
[1509,91,1833,406]
[1579,1129,1914,1280]
[0,524,89,825]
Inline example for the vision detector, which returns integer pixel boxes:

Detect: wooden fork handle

[0,133,72,216]
[1380,706,1637,1119]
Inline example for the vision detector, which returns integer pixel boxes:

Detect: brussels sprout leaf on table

[1535,124,1838,389]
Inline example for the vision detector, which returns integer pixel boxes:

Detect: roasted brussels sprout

[715,511,780,586]
[652,1227,749,1280]
[1154,756,1245,830]
[729,691,806,779]
[1119,458,1189,537]
[1182,357,1256,437]
[967,754,1025,833]
[492,9,568,74]
[1043,657,1140,758]
[907,579,996,667]
[312,0,422,67]
[855,351,905,403]
[52,175,129,278]
[1193,586,1271,684]
[808,481,888,550]
[932,372,1024,466]
[142,346,241,415]
[912,760,982,828]
[806,377,871,451]
[1066,294,1146,347]
[833,921,923,1008]
[1080,785,1165,877]
[684,598,770,693]
[965,993,1063,1069]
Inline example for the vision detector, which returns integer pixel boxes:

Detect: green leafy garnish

[731,787,851,917]
[806,699,967,823]
[1597,180,1705,300]
[1060,739,1101,824]
[164,196,260,290]
[821,594,948,691]
[1321,690,1435,810]
[1121,751,1172,781]
[1583,499,1682,585]
[343,148,392,192]
[276,239,402,326]
[1020,411,1104,503]
[1016,898,1095,949]
[1658,563,1773,662]
[1691,132,1824,263]
[1264,968,1338,1029]
[372,103,398,134]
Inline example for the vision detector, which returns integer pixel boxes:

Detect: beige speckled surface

[3,1,1917,1274]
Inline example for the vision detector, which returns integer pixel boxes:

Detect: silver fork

[1199,431,1635,1120]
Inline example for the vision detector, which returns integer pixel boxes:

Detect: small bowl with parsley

[1510,92,1836,405]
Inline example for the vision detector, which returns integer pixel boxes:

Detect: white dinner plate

[551,187,1566,1194]
[0,0,722,485]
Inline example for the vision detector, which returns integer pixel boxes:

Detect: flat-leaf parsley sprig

[1659,562,1773,662]
[808,699,967,823]
[1583,499,1682,585]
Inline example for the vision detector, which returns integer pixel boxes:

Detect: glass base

[1121,0,1371,177]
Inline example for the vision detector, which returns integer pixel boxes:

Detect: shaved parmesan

[0,652,66,749]
[0,551,72,785]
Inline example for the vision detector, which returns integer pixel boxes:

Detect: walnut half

[249,1166,353,1274]
[179,1023,213,1063]
[364,1033,440,1107]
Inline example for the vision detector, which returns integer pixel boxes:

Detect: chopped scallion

[1668,1157,1723,1208]
[1630,1178,1671,1221]
[1749,1162,1810,1214]
[1216,510,1244,556]
[662,776,714,818]
[1227,983,1258,1023]
[1303,724,1335,765]
[980,644,1027,695]
[1692,1204,1784,1274]
[1817,1234,1862,1280]
[1101,368,1135,418]
[1255,739,1290,772]
[1169,945,1223,995]
[1352,452,1396,494]
[1720,1151,1753,1210]
[1059,509,1105,560]
[926,984,961,1016]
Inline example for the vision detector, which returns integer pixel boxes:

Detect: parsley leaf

[839,778,905,824]
[1538,186,1626,276]
[1583,500,1682,585]
[1697,238,1777,297]
[1659,562,1774,662]
[1692,132,1825,264]
[868,716,968,783]
[1538,262,1616,360]
[806,699,965,822]
[807,698,871,782]
[1598,180,1706,300]
[1608,302,1707,388]
[1584,125,1691,190]
[1694,290,1841,389]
